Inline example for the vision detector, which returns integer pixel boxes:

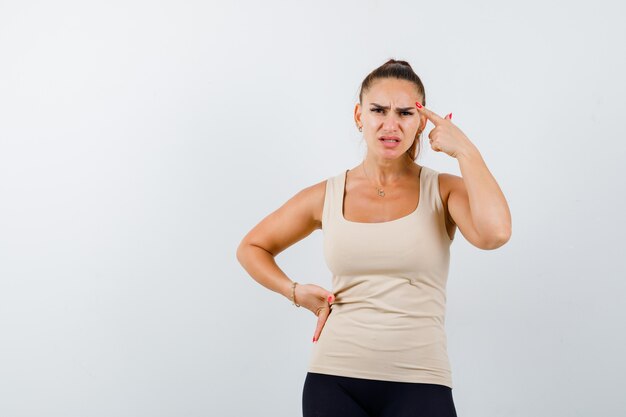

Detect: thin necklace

[362,161,387,197]
[361,160,415,197]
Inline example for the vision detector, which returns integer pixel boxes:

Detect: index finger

[415,101,445,126]
[313,306,331,342]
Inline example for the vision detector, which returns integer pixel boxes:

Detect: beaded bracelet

[291,281,301,307]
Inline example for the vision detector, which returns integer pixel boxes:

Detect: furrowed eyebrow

[370,103,415,112]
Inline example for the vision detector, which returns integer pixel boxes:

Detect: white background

[1,1,625,416]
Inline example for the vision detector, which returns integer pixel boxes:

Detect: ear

[354,102,361,127]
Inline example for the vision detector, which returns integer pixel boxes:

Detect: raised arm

[415,101,512,250]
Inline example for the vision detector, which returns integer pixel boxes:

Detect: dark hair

[358,59,426,162]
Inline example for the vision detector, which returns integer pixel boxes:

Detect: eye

[370,108,413,116]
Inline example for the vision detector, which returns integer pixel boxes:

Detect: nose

[382,112,401,131]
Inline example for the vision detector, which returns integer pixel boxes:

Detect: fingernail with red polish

[415,101,423,108]
[328,296,333,303]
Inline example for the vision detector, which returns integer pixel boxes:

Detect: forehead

[364,78,421,104]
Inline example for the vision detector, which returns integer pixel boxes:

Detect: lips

[379,136,401,142]
[379,136,401,148]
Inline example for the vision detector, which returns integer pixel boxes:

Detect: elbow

[236,240,271,265]
[236,240,249,265]
[483,228,512,250]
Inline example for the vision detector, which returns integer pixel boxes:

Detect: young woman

[236,59,512,417]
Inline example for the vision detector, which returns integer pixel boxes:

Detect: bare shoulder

[437,172,460,206]
[269,177,327,228]
[238,177,327,257]
[301,178,327,229]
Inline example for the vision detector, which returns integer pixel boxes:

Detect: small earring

[358,126,362,132]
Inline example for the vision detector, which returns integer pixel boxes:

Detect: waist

[308,307,452,386]
[324,304,447,348]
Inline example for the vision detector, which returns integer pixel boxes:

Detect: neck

[362,154,413,186]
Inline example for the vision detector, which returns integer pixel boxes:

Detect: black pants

[302,372,458,417]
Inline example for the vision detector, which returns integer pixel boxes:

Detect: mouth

[379,136,401,143]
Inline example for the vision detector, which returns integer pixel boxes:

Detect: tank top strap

[420,165,445,214]
[321,170,344,228]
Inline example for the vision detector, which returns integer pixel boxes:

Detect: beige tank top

[307,165,454,388]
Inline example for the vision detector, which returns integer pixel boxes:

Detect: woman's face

[354,78,424,159]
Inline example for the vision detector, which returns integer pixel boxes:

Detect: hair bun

[384,59,412,69]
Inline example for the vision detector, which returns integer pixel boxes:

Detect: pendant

[377,188,385,197]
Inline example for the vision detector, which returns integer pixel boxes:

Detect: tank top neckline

[339,165,426,225]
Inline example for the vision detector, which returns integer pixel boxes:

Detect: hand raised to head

[415,101,474,159]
